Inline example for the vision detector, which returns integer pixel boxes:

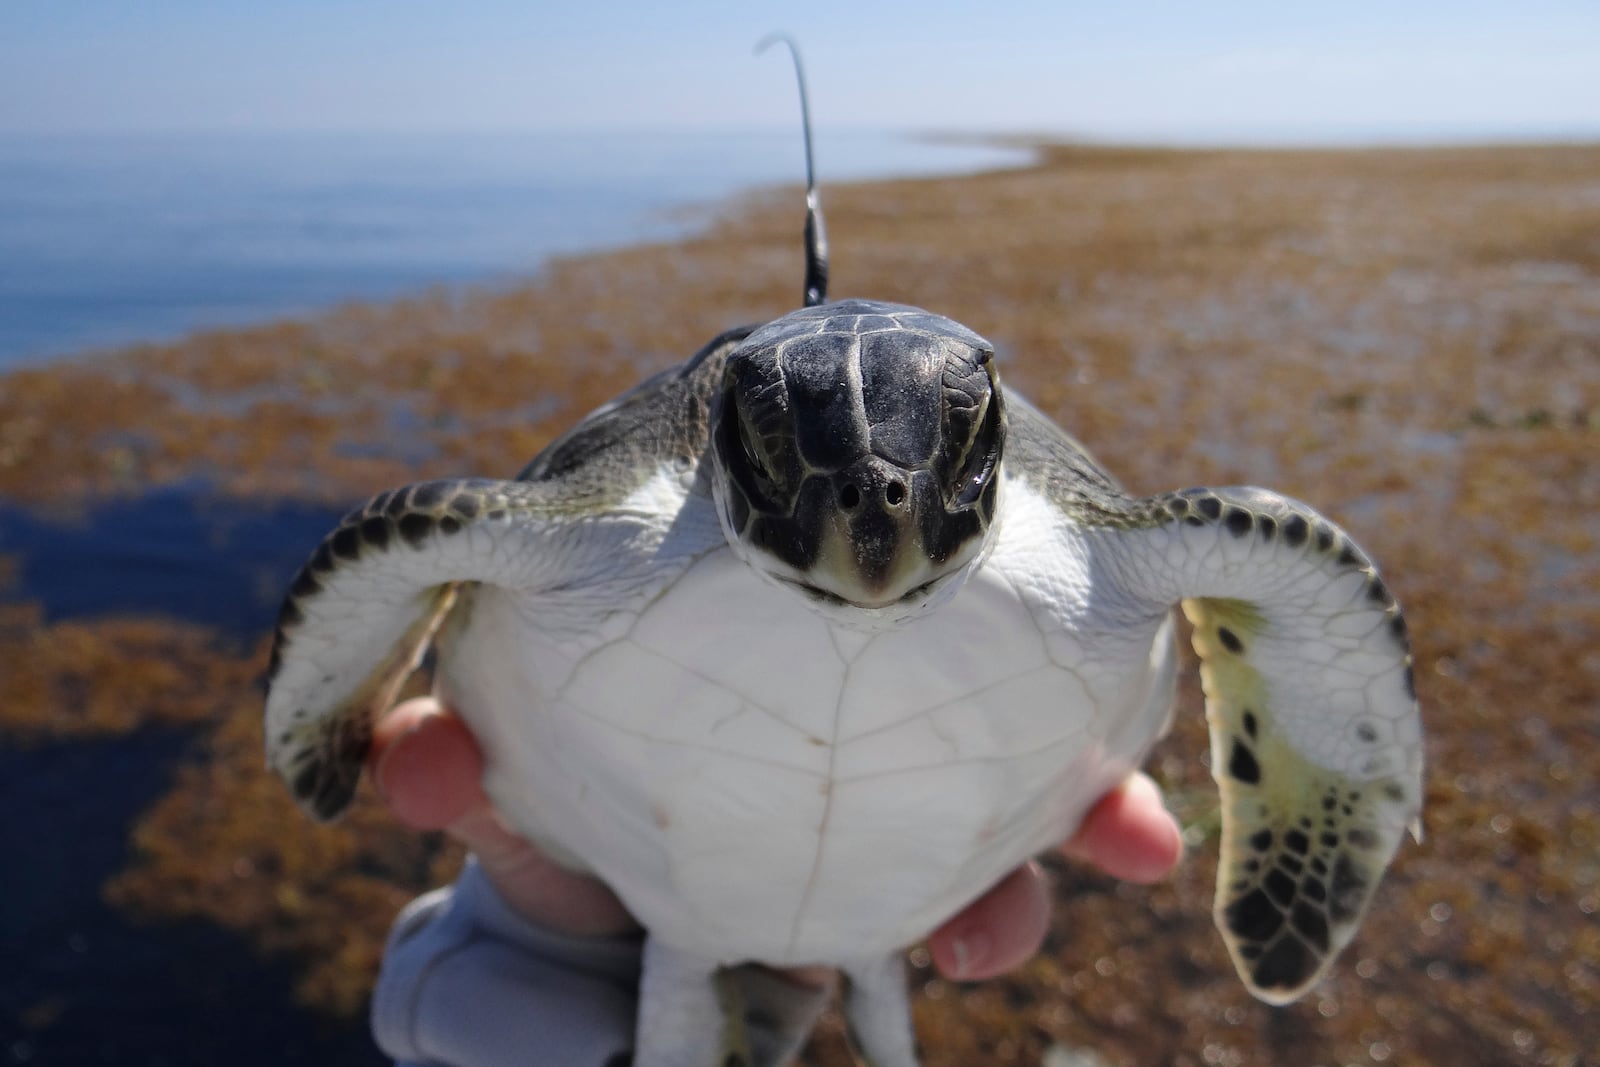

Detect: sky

[3,1,1599,142]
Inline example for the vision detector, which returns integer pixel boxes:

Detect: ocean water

[0,130,1030,368]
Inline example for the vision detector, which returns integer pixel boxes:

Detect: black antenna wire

[755,33,829,307]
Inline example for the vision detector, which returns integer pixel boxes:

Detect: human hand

[370,697,1182,980]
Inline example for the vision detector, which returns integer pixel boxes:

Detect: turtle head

[710,300,1005,621]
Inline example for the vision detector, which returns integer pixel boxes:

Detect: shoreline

[11,134,1599,375]
[4,138,1596,509]
[0,129,1039,371]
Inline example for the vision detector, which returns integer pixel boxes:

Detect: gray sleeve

[371,858,642,1067]
[371,858,833,1067]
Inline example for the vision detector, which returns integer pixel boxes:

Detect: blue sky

[3,1,1598,141]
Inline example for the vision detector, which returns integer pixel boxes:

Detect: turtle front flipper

[264,478,574,821]
[1096,486,1424,1004]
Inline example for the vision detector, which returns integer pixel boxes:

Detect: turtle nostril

[884,480,906,507]
[839,484,861,510]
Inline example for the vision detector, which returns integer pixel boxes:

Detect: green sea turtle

[263,41,1423,1067]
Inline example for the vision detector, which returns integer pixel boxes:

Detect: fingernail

[1126,771,1165,807]
[950,930,992,979]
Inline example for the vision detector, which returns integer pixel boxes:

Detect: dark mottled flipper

[264,478,572,821]
[1095,486,1424,1003]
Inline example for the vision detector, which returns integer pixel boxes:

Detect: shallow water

[0,489,341,638]
[1,728,387,1066]
[0,130,1031,367]
[0,489,371,1062]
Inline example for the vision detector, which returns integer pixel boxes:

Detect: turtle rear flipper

[635,941,831,1067]
[1094,486,1424,1003]
[264,478,569,821]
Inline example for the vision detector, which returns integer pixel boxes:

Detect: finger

[371,697,488,830]
[1060,772,1184,884]
[927,861,1051,981]
[372,699,637,936]
[448,805,639,937]
[370,700,544,868]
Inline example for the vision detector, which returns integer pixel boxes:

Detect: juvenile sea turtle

[264,41,1423,1067]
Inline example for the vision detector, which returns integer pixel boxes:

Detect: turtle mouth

[776,574,940,611]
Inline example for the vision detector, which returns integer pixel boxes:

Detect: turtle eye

[739,418,773,486]
[947,388,1003,509]
[718,397,785,511]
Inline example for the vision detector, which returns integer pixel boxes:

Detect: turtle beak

[812,457,936,607]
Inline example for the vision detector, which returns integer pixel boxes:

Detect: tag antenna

[756,33,828,307]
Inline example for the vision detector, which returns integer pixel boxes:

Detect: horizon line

[2,121,1599,149]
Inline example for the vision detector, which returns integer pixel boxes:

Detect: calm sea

[0,130,1029,368]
